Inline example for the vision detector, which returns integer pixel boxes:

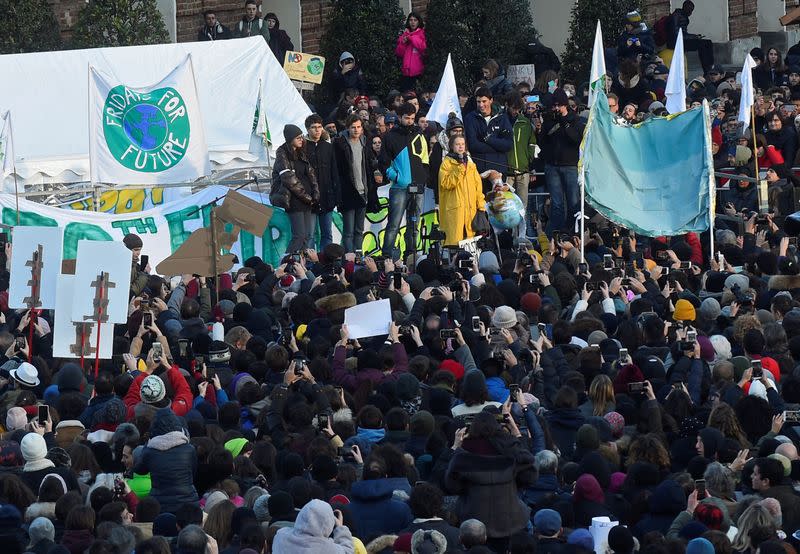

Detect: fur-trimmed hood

[25,501,56,522]
[332,407,353,424]
[768,274,800,291]
[315,292,357,313]
[366,534,398,554]
[146,430,189,451]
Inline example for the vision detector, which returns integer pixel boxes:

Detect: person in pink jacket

[395,11,427,91]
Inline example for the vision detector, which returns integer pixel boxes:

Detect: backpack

[653,15,670,47]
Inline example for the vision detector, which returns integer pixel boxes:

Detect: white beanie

[21,433,47,462]
[28,516,55,544]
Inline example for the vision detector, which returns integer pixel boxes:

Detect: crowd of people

[12,1,800,554]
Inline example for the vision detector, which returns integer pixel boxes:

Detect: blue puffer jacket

[347,478,413,542]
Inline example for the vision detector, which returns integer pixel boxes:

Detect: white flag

[427,53,462,129]
[89,55,210,185]
[0,111,14,177]
[588,21,607,106]
[665,29,687,114]
[738,54,758,130]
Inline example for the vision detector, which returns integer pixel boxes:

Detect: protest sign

[52,274,114,359]
[71,241,132,325]
[344,299,392,339]
[8,227,63,310]
[283,51,326,84]
[0,185,440,271]
[506,64,536,86]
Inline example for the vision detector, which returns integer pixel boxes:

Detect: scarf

[23,458,55,472]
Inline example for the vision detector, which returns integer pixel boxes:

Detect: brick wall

[299,0,332,54]
[175,0,245,43]
[641,0,671,25]
[729,0,758,39]
[49,0,86,41]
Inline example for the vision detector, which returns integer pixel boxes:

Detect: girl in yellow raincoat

[438,136,486,246]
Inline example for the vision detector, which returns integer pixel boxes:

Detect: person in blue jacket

[464,86,513,185]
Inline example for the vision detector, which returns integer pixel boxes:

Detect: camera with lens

[730,283,754,308]
[407,184,423,195]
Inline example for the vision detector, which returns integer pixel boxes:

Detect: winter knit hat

[673,299,696,322]
[225,438,250,458]
[396,373,420,401]
[283,124,303,143]
[533,509,562,535]
[28,516,55,545]
[204,490,229,513]
[686,537,715,554]
[253,494,270,522]
[5,407,27,431]
[140,375,166,405]
[122,233,143,250]
[520,292,542,315]
[699,298,721,321]
[604,412,625,439]
[491,305,517,329]
[21,433,52,471]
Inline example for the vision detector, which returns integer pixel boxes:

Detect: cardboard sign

[72,240,132,324]
[283,51,325,84]
[53,274,114,359]
[8,226,63,310]
[507,64,536,86]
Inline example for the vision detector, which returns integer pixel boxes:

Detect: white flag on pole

[0,111,14,177]
[427,53,462,129]
[588,21,607,107]
[89,55,210,185]
[738,54,758,130]
[665,29,687,114]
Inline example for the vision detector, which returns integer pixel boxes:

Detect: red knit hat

[439,359,465,380]
[520,292,542,315]
[329,494,350,505]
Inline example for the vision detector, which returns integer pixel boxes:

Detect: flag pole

[8,115,19,225]
[751,105,760,180]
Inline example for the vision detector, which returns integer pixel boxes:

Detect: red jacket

[124,365,193,420]
[759,145,785,169]
[684,232,703,266]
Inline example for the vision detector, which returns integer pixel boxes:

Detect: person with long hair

[395,12,426,92]
[438,135,486,246]
[272,125,320,254]
[731,503,776,553]
[707,403,750,449]
[445,410,535,549]
[755,48,787,90]
[580,374,616,417]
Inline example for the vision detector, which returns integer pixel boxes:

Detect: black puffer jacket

[445,430,536,539]
[272,143,319,213]
[134,410,198,513]
[305,138,340,213]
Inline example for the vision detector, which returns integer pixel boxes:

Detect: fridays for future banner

[0,185,440,270]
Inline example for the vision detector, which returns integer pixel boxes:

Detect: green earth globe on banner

[487,191,524,230]
[123,104,168,151]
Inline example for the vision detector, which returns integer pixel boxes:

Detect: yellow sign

[283,51,325,84]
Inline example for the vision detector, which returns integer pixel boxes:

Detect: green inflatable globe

[487,191,524,230]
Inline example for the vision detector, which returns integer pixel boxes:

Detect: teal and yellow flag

[579,90,714,237]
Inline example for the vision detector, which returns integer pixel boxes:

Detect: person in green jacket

[235,0,270,43]
[505,91,536,236]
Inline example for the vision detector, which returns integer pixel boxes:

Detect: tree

[71,0,169,49]
[423,0,538,92]
[561,0,642,82]
[319,0,404,103]
[0,0,62,54]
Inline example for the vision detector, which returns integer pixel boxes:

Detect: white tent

[0,37,311,190]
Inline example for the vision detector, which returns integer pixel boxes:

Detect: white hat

[10,362,39,387]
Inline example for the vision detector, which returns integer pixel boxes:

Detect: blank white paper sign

[53,275,114,359]
[71,241,132,324]
[344,298,392,339]
[8,226,63,310]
